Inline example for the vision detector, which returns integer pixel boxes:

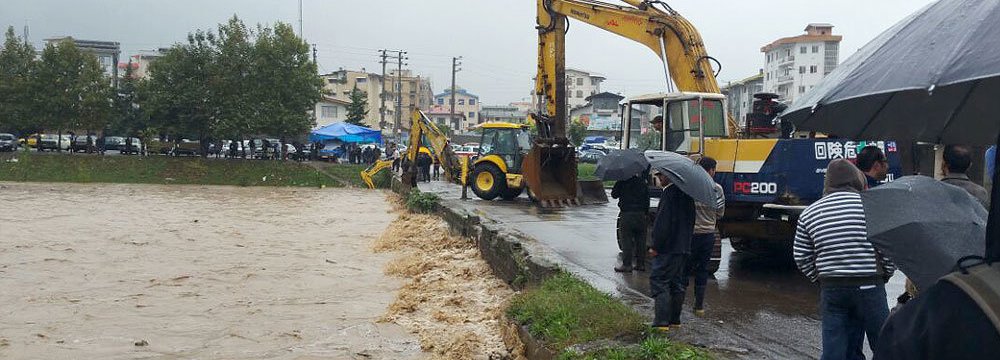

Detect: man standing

[611,168,650,272]
[682,156,725,317]
[795,159,895,360]
[649,169,695,331]
[941,144,989,208]
[857,146,889,189]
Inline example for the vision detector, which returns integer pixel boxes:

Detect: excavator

[526,0,904,255]
[361,109,462,189]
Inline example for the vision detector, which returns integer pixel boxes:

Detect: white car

[38,134,71,151]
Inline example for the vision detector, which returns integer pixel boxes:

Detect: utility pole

[298,0,304,38]
[450,56,463,131]
[312,44,317,65]
[378,50,405,138]
[395,51,408,140]
[379,50,388,131]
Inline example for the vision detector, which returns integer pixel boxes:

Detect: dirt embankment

[374,197,525,359]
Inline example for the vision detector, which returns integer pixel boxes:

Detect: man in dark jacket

[857,146,888,189]
[941,145,989,208]
[611,168,650,272]
[648,170,695,330]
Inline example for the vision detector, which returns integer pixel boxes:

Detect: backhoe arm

[402,110,462,187]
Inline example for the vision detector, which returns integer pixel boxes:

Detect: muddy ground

[0,182,422,359]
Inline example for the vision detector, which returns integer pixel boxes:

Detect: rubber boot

[668,291,685,325]
[653,292,671,327]
[694,285,706,314]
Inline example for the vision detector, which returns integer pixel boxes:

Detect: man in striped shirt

[795,159,896,360]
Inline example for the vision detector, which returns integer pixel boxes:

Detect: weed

[406,189,440,213]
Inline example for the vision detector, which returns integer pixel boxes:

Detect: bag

[942,262,1000,334]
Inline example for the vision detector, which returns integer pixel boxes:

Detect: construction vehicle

[468,122,533,200]
[361,110,463,189]
[534,0,902,253]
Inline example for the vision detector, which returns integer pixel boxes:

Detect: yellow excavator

[361,109,462,189]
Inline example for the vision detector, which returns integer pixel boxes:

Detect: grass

[508,272,712,360]
[0,152,340,187]
[577,163,615,188]
[559,337,713,360]
[405,189,440,213]
[312,163,369,187]
[507,272,646,350]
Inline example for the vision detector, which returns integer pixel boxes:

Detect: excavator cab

[621,92,728,154]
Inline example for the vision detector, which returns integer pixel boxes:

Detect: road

[418,180,906,359]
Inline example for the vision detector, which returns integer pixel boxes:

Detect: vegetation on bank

[507,273,712,360]
[0,153,340,187]
[577,163,615,188]
[405,189,441,213]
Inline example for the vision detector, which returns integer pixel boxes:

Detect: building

[45,36,121,86]
[481,105,528,124]
[434,88,480,130]
[531,67,606,114]
[761,23,842,103]
[314,96,350,125]
[722,71,765,124]
[570,92,625,138]
[320,69,384,129]
[426,105,466,132]
[119,49,168,80]
[385,69,434,136]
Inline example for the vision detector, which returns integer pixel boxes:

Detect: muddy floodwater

[0,182,423,359]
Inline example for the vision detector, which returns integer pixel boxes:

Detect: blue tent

[309,122,383,144]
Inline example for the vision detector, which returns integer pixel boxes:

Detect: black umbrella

[644,150,719,207]
[782,0,1000,262]
[862,176,987,289]
[595,149,649,181]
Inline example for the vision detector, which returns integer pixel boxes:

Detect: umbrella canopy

[309,122,383,144]
[644,150,719,207]
[595,149,649,181]
[862,176,987,289]
[783,0,1000,146]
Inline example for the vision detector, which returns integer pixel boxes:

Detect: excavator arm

[402,109,462,187]
[527,1,738,202]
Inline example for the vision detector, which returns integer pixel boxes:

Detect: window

[767,54,771,63]
[812,45,820,53]
[785,49,791,57]
[800,46,807,54]
[321,106,337,118]
[437,98,444,105]
[810,65,818,73]
[576,77,583,86]
[799,66,806,74]
[799,86,805,94]
[469,98,476,105]
[356,78,367,83]
[591,78,599,85]
[576,90,583,98]
[469,112,476,118]
[766,72,770,80]
[458,99,465,105]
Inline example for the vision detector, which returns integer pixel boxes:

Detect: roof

[584,92,624,102]
[319,96,351,106]
[566,67,606,79]
[806,23,834,30]
[426,105,466,116]
[478,122,526,129]
[434,88,479,99]
[761,33,842,52]
[627,92,726,104]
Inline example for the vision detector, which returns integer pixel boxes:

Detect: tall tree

[344,85,368,126]
[0,27,36,134]
[568,118,588,146]
[111,61,147,138]
[34,39,110,151]
[211,16,256,154]
[145,31,217,147]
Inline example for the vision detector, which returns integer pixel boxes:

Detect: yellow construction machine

[361,110,462,189]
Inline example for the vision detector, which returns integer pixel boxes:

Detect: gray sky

[2,0,935,105]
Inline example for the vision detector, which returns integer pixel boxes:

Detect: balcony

[778,55,795,66]
[776,75,795,84]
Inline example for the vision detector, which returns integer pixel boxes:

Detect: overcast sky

[2,0,935,105]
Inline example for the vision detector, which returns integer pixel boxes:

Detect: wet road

[418,181,906,359]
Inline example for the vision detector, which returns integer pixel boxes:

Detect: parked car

[120,137,142,155]
[146,138,174,155]
[39,134,71,151]
[173,139,201,156]
[0,133,18,151]
[70,135,98,152]
[578,149,606,164]
[100,136,125,151]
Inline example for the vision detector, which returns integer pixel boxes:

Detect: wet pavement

[417,180,907,359]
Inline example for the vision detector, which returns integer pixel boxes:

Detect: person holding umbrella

[683,156,725,317]
[596,149,652,273]
[643,151,720,331]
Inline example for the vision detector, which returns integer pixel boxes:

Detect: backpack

[942,262,1000,333]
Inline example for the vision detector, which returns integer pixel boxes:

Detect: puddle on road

[374,198,525,360]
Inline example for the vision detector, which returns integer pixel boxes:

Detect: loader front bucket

[522,143,579,207]
[576,179,609,205]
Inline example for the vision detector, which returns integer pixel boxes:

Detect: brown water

[0,182,423,359]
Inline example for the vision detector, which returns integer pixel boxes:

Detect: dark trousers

[820,284,889,360]
[650,253,687,326]
[617,211,647,268]
[681,233,715,310]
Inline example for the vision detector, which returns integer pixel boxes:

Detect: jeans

[617,211,648,268]
[681,233,715,309]
[650,253,687,326]
[820,284,889,360]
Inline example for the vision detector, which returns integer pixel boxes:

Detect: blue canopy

[309,122,382,144]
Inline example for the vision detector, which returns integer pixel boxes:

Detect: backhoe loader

[361,110,462,189]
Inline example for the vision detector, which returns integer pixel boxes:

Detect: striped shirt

[794,191,896,282]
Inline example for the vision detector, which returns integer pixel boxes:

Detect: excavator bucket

[521,141,607,207]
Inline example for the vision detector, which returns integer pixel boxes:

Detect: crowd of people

[610,115,997,358]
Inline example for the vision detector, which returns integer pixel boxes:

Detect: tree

[145,30,217,149]
[345,85,368,126]
[0,27,36,134]
[568,118,588,146]
[111,61,148,141]
[33,39,110,152]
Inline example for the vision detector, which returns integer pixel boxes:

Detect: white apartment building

[761,24,842,104]
[531,67,606,114]
[722,72,765,124]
